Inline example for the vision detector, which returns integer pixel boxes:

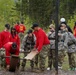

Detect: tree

[13,0,76,28]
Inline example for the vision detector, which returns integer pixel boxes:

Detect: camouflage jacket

[67,32,76,53]
[58,30,68,51]
[47,31,55,50]
[21,34,36,51]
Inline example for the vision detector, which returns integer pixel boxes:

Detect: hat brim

[31,26,39,29]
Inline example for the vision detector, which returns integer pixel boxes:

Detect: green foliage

[59,0,76,19]
[14,0,76,28]
[15,0,56,27]
[0,0,76,31]
[0,0,16,31]
[68,14,76,30]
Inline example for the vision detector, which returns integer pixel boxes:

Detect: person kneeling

[3,42,19,71]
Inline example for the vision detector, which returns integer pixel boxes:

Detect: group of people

[0,18,76,73]
[0,22,26,70]
[47,18,76,71]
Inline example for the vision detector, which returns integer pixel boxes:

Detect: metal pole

[55,0,59,75]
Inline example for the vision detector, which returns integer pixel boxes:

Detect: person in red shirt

[3,42,19,70]
[18,21,26,33]
[0,33,2,48]
[31,23,50,72]
[10,27,20,48]
[18,21,26,43]
[14,22,20,34]
[0,24,11,47]
[73,22,76,38]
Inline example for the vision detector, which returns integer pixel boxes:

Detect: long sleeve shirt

[34,28,50,52]
[9,34,20,48]
[0,33,2,48]
[0,30,11,47]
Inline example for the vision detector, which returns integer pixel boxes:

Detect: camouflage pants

[48,49,55,69]
[38,45,50,71]
[34,54,38,67]
[21,52,34,69]
[68,53,76,68]
[0,50,6,68]
[18,33,24,43]
[58,50,66,67]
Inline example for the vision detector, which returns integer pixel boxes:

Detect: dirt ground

[0,69,76,75]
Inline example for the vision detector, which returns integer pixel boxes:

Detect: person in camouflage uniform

[58,22,68,69]
[67,30,76,70]
[21,29,36,71]
[47,24,55,70]
[0,48,5,70]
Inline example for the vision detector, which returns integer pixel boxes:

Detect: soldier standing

[47,24,55,70]
[58,22,68,69]
[67,30,76,70]
[21,29,36,71]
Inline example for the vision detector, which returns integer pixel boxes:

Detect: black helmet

[27,29,33,34]
[12,42,17,50]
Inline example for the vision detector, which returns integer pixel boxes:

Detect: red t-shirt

[18,24,26,33]
[34,28,50,52]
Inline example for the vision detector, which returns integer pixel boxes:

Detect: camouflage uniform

[58,30,68,67]
[67,32,76,69]
[47,31,55,69]
[21,34,36,70]
[38,45,50,71]
[0,48,5,69]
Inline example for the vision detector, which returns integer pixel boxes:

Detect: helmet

[12,42,17,50]
[27,29,32,34]
[60,18,65,22]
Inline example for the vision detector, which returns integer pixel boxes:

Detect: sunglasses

[49,28,52,29]
[60,25,64,27]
